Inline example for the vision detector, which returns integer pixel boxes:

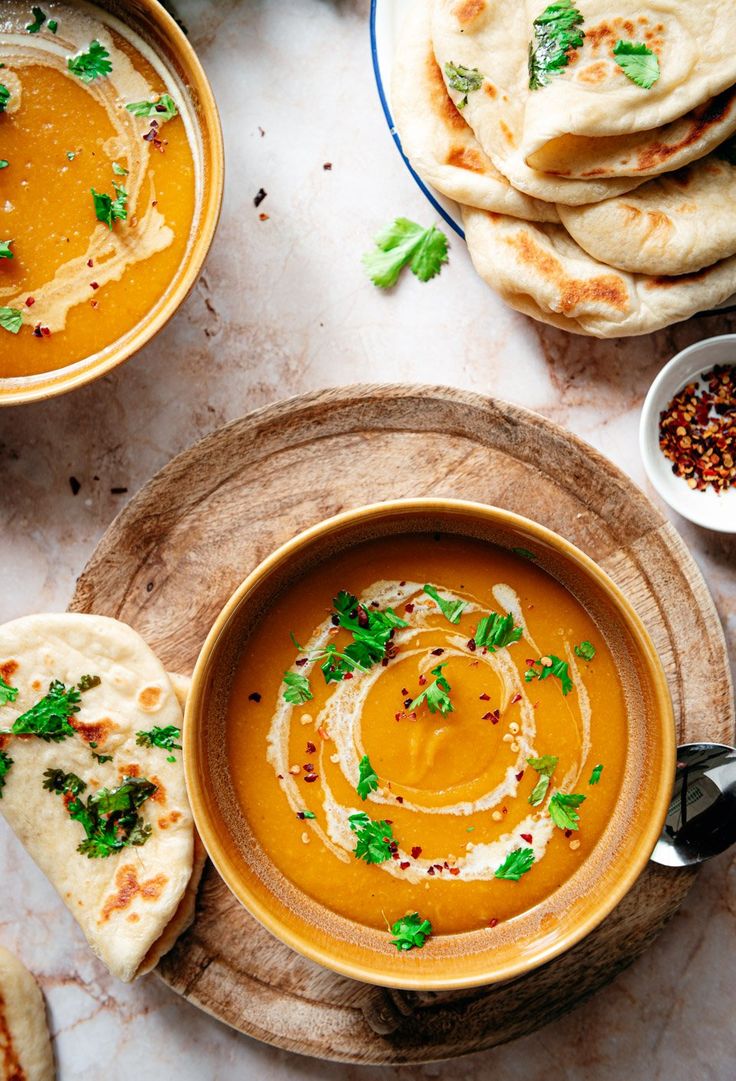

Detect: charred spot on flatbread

[99,864,168,924]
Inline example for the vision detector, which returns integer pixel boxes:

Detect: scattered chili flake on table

[658,365,736,493]
[254,188,267,208]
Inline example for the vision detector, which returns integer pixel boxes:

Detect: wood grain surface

[69,385,735,1065]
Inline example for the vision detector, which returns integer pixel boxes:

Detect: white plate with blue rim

[369,0,736,314]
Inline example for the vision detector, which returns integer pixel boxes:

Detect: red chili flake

[396,795,404,804]
[151,199,158,208]
[277,773,283,780]
[488,918,499,929]
[516,770,525,781]
[658,364,736,494]
[342,672,353,680]
[385,820,393,825]
[502,806,508,815]
[254,188,267,207]
[431,648,444,656]
[317,726,329,740]
[404,603,415,613]
[511,693,522,704]
[403,698,412,708]
[87,259,94,268]
[526,658,536,667]
[401,687,409,696]
[25,296,35,307]
[433,863,443,872]
[479,693,491,701]
[521,833,533,843]
[564,829,572,838]
[411,846,422,859]
[69,476,81,495]
[427,866,435,876]
[381,658,389,667]
[482,712,493,720]
[323,162,332,170]
[90,300,98,309]
[418,674,427,686]
[394,712,402,722]
[110,486,127,494]
[399,861,410,870]
[449,867,460,876]
[467,638,477,652]
[305,741,316,754]
[33,323,51,337]
[90,281,99,290]
[399,580,406,586]
[490,709,500,724]
[304,774,319,783]
[295,657,308,668]
[303,763,315,773]
[248,692,262,703]
[259,212,269,221]
[296,811,310,820]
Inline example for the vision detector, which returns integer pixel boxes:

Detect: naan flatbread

[559,151,736,275]
[0,947,54,1081]
[0,614,197,983]
[462,205,736,337]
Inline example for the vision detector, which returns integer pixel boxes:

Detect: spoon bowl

[651,743,736,867]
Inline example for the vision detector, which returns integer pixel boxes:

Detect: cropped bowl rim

[0,0,225,407]
[184,497,676,991]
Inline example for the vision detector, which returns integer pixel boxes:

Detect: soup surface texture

[226,534,627,939]
[0,0,197,378]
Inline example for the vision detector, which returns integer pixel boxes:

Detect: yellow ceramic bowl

[184,499,676,990]
[0,0,224,406]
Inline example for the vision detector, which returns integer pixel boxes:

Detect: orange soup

[226,534,627,941]
[0,0,198,378]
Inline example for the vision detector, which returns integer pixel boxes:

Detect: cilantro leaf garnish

[613,40,660,89]
[26,6,46,33]
[528,0,585,91]
[526,754,558,806]
[548,791,585,831]
[0,85,10,113]
[0,677,18,706]
[574,640,596,661]
[298,809,316,819]
[390,912,432,951]
[409,663,453,716]
[91,183,127,229]
[52,774,158,859]
[348,811,395,864]
[9,680,80,742]
[495,847,535,881]
[331,592,407,671]
[48,18,57,33]
[92,751,113,764]
[444,61,483,108]
[77,674,101,693]
[0,162,8,170]
[0,308,22,335]
[136,725,182,763]
[126,94,178,122]
[357,754,378,801]
[0,241,14,260]
[112,161,128,176]
[283,670,313,705]
[67,41,112,83]
[363,218,449,289]
[42,768,86,796]
[588,763,603,785]
[423,584,466,624]
[525,655,573,695]
[0,750,13,798]
[474,612,522,651]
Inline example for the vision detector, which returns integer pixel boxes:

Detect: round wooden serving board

[70,385,734,1065]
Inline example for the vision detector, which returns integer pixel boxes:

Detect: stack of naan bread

[393,0,736,336]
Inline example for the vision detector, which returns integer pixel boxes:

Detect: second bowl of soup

[184,499,675,989]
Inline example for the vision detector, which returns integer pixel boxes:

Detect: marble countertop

[1,0,735,1077]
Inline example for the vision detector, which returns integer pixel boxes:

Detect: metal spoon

[650,743,736,867]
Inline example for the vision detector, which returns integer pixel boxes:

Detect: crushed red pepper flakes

[411,845,422,859]
[659,364,736,493]
[25,296,35,307]
[248,692,262,703]
[431,647,444,656]
[399,860,410,870]
[511,693,522,704]
[396,795,404,804]
[404,603,415,614]
[304,774,319,783]
[90,281,99,290]
[521,832,533,843]
[479,693,491,701]
[482,712,493,720]
[488,918,499,928]
[449,866,460,876]
[516,770,525,781]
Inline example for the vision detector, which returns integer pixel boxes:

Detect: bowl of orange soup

[184,500,676,989]
[0,0,223,404]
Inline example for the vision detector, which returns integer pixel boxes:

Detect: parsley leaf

[10,680,80,742]
[0,85,10,112]
[111,161,128,176]
[0,240,14,260]
[67,41,112,83]
[298,809,316,819]
[56,775,158,859]
[444,61,483,108]
[92,751,113,764]
[331,592,407,670]
[495,847,535,881]
[283,670,313,705]
[423,584,466,624]
[363,218,448,288]
[390,912,432,951]
[0,677,18,706]
[613,40,660,90]
[26,6,46,33]
[126,94,178,122]
[42,767,87,796]
[0,162,8,170]
[136,725,182,759]
[0,308,22,335]
[91,183,127,229]
[348,811,395,864]
[548,791,585,831]
[409,663,453,716]
[526,754,558,806]
[574,640,596,661]
[357,754,378,801]
[588,763,603,785]
[529,0,585,91]
[0,750,13,798]
[525,655,573,695]
[474,612,522,651]
[48,18,57,33]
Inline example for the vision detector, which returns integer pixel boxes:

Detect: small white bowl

[640,335,736,533]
